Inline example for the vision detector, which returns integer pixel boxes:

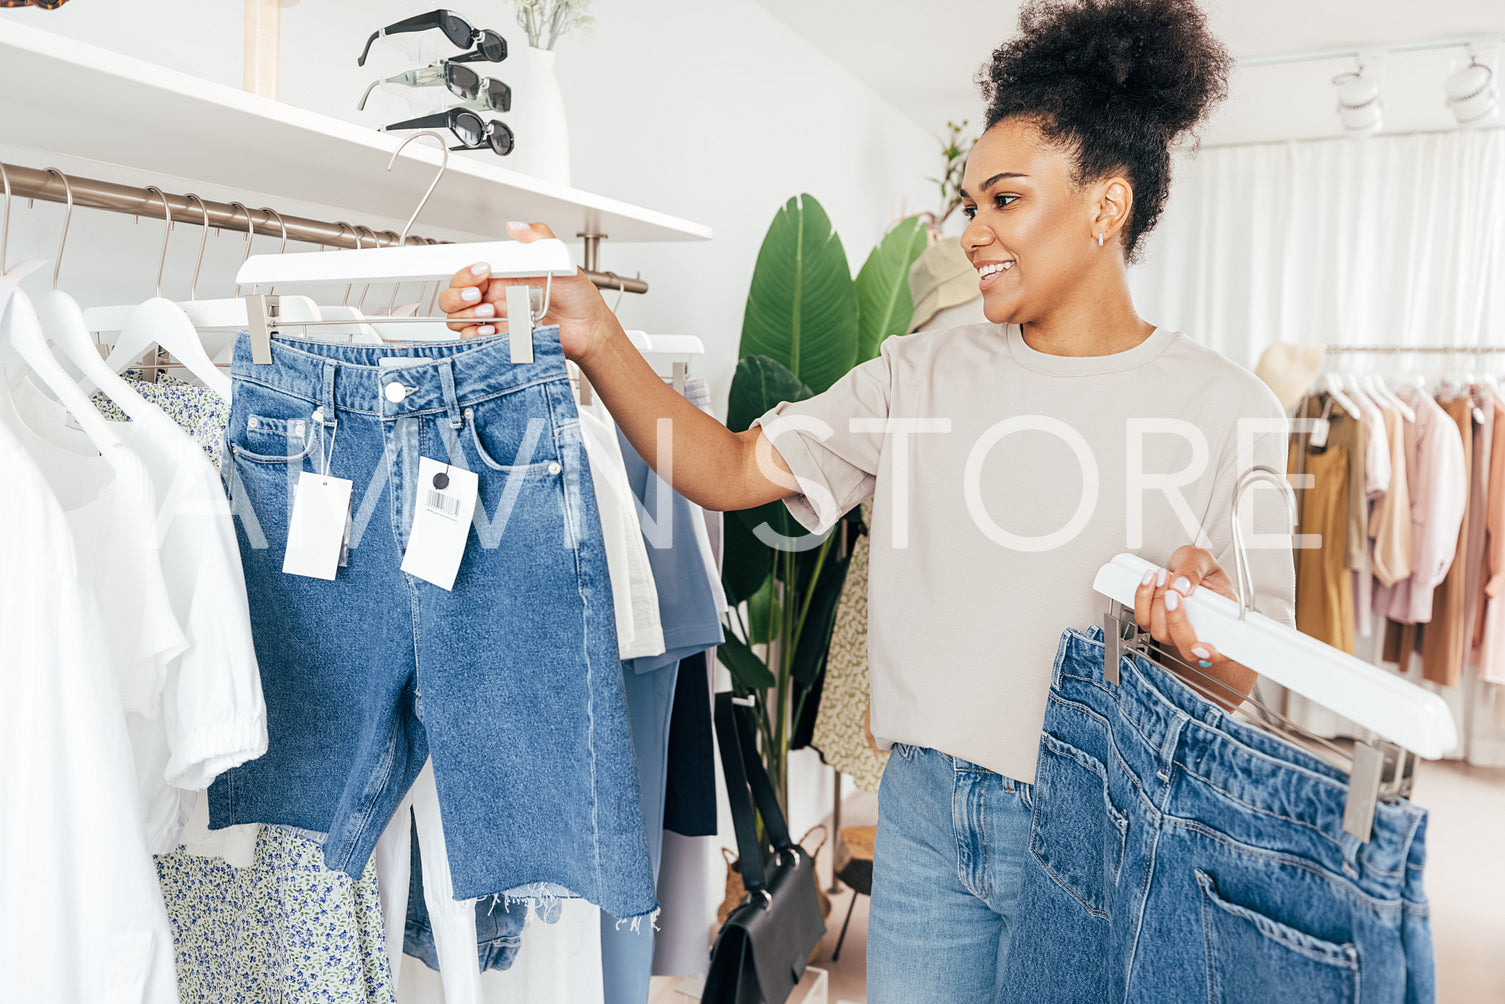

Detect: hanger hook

[1230,465,1298,621]
[145,185,172,300]
[611,273,627,314]
[334,221,361,305]
[183,193,210,301]
[260,207,289,255]
[43,168,73,291]
[385,130,449,243]
[380,229,406,313]
[353,225,379,308]
[0,161,10,275]
[227,202,256,297]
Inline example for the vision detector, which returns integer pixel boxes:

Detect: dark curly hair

[977,0,1232,263]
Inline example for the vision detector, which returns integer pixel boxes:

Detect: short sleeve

[751,343,895,535]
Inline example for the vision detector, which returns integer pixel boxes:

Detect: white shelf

[0,21,712,246]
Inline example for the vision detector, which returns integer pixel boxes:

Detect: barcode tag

[284,472,354,580]
[425,489,462,520]
[401,456,479,590]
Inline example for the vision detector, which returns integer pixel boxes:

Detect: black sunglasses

[358,9,507,67]
[383,108,515,156]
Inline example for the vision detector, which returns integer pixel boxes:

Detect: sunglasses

[0,0,71,7]
[383,108,515,156]
[358,61,511,114]
[358,9,507,67]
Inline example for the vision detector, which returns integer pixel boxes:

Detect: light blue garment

[209,328,657,922]
[999,624,1434,1003]
[866,743,1032,1003]
[615,426,724,675]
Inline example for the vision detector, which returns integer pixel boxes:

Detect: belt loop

[437,359,463,430]
[320,360,338,427]
[1158,712,1187,782]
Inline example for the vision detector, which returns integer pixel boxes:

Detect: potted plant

[719,194,928,807]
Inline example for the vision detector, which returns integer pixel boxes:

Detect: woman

[443,0,1294,997]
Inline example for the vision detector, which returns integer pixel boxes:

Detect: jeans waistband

[1059,624,1423,873]
[231,326,569,420]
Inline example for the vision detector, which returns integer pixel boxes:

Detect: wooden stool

[831,824,875,961]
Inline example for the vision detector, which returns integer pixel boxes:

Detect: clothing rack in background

[0,160,650,295]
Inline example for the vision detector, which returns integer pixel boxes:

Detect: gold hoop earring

[1096,233,1105,247]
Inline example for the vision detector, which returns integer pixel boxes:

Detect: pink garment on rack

[1372,393,1468,624]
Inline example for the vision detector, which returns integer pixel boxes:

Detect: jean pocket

[1196,870,1358,1003]
[465,394,561,474]
[1028,732,1126,919]
[230,412,319,465]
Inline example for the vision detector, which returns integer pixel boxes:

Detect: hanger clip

[245,293,277,364]
[505,285,534,364]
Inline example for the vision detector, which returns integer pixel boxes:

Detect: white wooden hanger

[0,266,126,457]
[73,186,230,398]
[234,134,575,362]
[1093,468,1457,759]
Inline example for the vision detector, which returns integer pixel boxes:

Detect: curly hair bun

[982,0,1231,141]
[976,0,1233,261]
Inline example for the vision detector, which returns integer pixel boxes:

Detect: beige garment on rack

[1474,399,1505,683]
[1369,407,1413,588]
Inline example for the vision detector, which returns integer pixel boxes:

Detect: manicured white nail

[1191,645,1211,660]
[1156,569,1168,587]
[461,286,481,302]
[477,324,496,336]
[1164,590,1180,611]
[506,220,528,230]
[1173,576,1191,595]
[470,262,489,275]
[474,303,495,317]
[1141,570,1156,586]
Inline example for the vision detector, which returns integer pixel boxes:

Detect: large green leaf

[746,576,780,646]
[718,634,776,692]
[721,511,772,609]
[726,355,814,434]
[790,535,854,689]
[855,216,929,362]
[739,194,859,395]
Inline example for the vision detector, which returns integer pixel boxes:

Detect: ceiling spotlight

[1446,56,1499,126]
[1333,61,1383,136]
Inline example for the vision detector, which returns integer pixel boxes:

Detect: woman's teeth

[978,262,1014,279]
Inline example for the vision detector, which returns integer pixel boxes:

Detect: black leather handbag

[703,693,827,1004]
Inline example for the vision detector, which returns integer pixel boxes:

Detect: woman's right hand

[439,221,617,365]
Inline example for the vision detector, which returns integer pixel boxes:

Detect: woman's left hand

[1133,545,1256,708]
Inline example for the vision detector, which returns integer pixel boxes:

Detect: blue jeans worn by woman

[867,742,1033,1003]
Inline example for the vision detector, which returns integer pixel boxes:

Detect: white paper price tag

[283,471,354,580]
[401,456,479,591]
[1308,417,1331,450]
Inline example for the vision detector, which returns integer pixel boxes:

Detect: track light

[1446,56,1499,126]
[1333,60,1383,136]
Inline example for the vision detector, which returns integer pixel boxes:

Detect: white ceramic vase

[509,44,572,187]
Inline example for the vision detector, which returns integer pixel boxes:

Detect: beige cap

[908,237,980,333]
[1254,342,1326,412]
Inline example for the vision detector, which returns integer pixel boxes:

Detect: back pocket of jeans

[1197,870,1358,1003]
[1029,732,1126,919]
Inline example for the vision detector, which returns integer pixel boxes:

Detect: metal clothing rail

[0,160,649,295]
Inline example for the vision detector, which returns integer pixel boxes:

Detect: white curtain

[1130,129,1505,368]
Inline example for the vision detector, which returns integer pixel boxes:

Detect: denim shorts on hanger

[207,326,658,922]
[999,623,1432,1004]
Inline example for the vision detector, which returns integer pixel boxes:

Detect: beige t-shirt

[754,322,1296,783]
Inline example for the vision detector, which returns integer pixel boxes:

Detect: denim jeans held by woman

[208,327,658,922]
[999,625,1434,1004]
[867,742,1033,1004]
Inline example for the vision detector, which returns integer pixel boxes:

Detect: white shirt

[0,413,178,1004]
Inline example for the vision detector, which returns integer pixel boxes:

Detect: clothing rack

[0,160,649,295]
